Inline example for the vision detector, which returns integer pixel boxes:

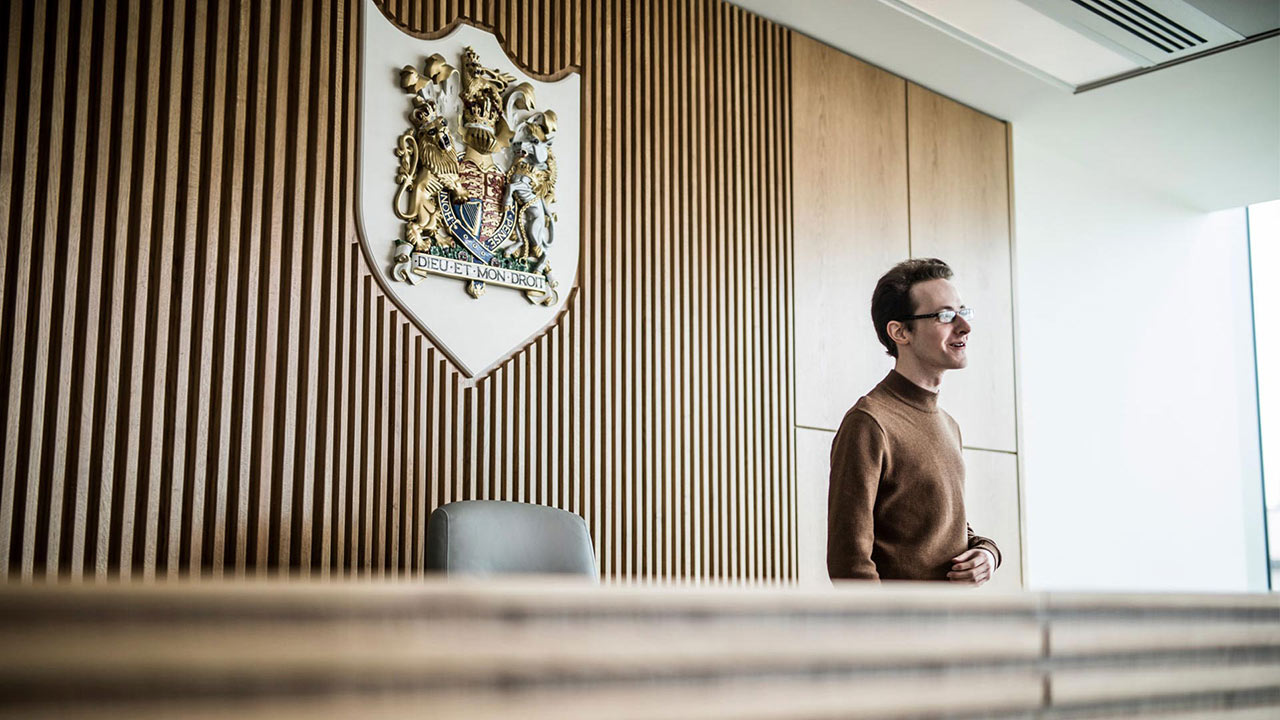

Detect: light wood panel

[794,427,833,586]
[906,83,1017,454]
[790,34,909,432]
[906,83,1021,586]
[964,448,1022,590]
[789,45,1022,589]
[0,0,796,583]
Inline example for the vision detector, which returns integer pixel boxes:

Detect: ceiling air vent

[1018,0,1243,65]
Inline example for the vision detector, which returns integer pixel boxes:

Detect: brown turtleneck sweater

[827,370,1001,581]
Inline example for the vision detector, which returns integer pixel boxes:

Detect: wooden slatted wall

[0,0,796,583]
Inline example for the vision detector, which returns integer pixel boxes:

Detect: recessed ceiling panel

[897,0,1141,85]
[1018,0,1245,65]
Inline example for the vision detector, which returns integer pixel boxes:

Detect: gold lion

[394,63,468,251]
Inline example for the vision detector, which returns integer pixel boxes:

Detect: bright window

[1250,199,1280,589]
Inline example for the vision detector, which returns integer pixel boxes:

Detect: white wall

[1014,136,1267,592]
[1011,37,1276,593]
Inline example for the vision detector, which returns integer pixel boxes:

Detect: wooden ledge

[0,579,1276,718]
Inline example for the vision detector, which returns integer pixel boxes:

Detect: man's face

[901,278,970,371]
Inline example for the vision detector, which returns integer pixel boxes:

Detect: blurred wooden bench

[0,579,1276,718]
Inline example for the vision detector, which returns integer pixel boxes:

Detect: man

[827,258,1000,584]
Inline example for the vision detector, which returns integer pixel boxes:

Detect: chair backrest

[425,501,598,580]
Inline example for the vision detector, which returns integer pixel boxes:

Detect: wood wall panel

[906,83,1021,583]
[906,83,1017,454]
[789,55,1022,586]
[963,448,1022,590]
[0,0,797,583]
[790,34,909,432]
[793,426,834,586]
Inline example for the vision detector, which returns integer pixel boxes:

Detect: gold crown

[460,47,516,152]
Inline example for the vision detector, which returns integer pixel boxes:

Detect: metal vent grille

[1019,0,1244,65]
[1070,0,1206,53]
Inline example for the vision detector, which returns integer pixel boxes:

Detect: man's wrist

[977,548,996,569]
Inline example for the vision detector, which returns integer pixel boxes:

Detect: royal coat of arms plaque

[360,1,581,378]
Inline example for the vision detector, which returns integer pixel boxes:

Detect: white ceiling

[892,0,1141,87]
[731,0,1280,211]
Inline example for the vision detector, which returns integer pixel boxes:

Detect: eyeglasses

[900,307,974,324]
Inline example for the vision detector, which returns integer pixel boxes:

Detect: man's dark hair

[870,258,953,358]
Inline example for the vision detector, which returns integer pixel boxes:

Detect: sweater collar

[880,369,939,413]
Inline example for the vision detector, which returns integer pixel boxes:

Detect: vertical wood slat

[104,0,143,580]
[41,0,86,580]
[0,0,25,578]
[46,0,92,576]
[232,0,268,577]
[5,0,45,578]
[26,0,69,581]
[186,0,228,576]
[60,0,103,581]
[0,0,797,583]
[157,0,194,580]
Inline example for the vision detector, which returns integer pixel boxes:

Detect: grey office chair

[425,500,598,580]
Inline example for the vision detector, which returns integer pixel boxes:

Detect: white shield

[358,0,581,379]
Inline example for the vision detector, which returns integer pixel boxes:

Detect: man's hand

[948,548,995,586]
